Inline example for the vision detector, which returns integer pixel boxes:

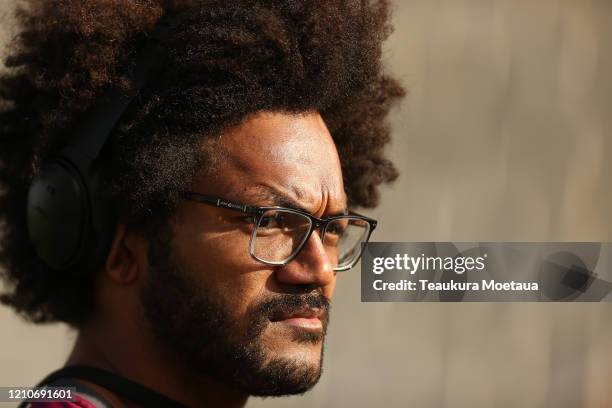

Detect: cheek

[172,220,271,317]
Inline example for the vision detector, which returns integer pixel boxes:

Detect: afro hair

[0,0,404,325]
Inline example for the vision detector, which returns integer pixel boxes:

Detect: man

[0,0,403,406]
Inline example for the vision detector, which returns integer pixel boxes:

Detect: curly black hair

[0,0,404,326]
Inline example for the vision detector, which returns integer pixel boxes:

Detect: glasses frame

[180,191,377,271]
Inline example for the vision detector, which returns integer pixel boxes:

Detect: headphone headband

[27,13,177,270]
[68,15,175,163]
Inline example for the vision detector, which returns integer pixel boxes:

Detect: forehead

[198,111,346,214]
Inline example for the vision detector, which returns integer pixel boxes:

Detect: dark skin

[66,111,345,407]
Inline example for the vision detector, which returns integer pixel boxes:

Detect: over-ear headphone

[26,14,176,271]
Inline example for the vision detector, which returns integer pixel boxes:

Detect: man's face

[140,111,345,396]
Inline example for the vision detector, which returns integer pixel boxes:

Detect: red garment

[27,394,99,408]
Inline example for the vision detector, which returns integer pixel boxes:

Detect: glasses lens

[323,217,371,270]
[252,209,312,263]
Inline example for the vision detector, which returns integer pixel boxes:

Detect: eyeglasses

[180,191,377,271]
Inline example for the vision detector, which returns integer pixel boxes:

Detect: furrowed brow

[250,185,348,216]
[250,186,309,213]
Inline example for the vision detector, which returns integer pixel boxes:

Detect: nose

[274,231,335,287]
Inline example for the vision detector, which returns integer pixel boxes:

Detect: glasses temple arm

[180,191,259,213]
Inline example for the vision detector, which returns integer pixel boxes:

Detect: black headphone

[26,14,176,271]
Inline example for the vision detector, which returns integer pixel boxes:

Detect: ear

[104,224,145,284]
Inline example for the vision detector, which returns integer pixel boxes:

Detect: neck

[65,323,248,408]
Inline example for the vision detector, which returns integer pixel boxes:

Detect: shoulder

[27,394,99,408]
[22,377,118,408]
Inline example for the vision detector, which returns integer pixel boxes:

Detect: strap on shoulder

[18,365,190,408]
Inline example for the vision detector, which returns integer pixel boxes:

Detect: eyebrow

[250,185,348,216]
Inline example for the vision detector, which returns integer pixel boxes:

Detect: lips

[270,307,322,322]
[256,291,330,335]
[269,307,324,330]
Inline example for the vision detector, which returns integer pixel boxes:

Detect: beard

[139,226,330,397]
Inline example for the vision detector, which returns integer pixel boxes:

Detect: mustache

[253,290,331,325]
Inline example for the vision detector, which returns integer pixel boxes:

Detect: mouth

[269,307,323,330]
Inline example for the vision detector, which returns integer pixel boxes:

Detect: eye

[326,221,347,237]
[259,215,271,228]
[257,211,312,235]
[258,213,286,230]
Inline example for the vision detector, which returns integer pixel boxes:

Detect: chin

[268,341,322,369]
[239,327,325,397]
[245,355,324,397]
[263,322,324,360]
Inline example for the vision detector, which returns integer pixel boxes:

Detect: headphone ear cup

[27,159,89,270]
[24,14,175,272]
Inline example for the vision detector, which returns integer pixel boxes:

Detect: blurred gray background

[2,1,612,407]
